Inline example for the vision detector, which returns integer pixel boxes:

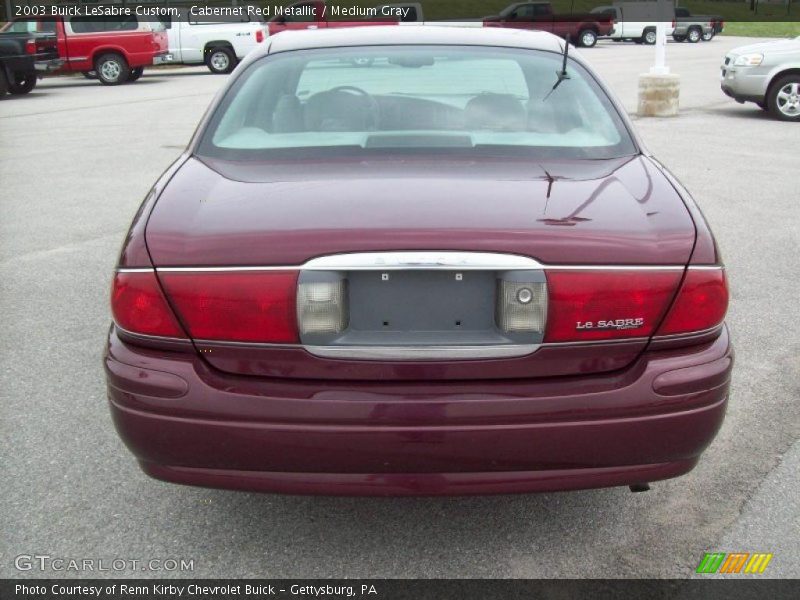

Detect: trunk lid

[147,155,696,380]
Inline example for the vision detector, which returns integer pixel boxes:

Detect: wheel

[7,71,37,95]
[82,71,97,79]
[687,27,702,43]
[578,29,598,48]
[206,47,236,74]
[767,75,800,121]
[702,30,715,41]
[95,53,130,85]
[672,35,686,42]
[642,28,657,45]
[127,67,144,82]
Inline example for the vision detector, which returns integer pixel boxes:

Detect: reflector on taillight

[256,29,265,43]
[657,269,728,335]
[159,271,299,343]
[544,270,682,342]
[297,275,348,336]
[496,278,547,334]
[111,271,185,338]
[25,39,36,55]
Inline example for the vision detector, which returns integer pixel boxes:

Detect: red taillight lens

[25,39,36,54]
[159,272,299,343]
[544,270,682,342]
[112,272,186,338]
[256,29,265,43]
[657,269,728,335]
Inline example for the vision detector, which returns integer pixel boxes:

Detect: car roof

[265,25,566,56]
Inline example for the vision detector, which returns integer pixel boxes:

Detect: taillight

[159,271,299,343]
[256,29,265,43]
[111,272,186,338]
[657,269,728,335]
[544,270,682,342]
[25,39,36,54]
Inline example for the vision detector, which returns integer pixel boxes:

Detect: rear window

[197,45,636,161]
[69,16,139,33]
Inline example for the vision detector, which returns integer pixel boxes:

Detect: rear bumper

[153,53,175,66]
[34,58,64,73]
[105,326,732,495]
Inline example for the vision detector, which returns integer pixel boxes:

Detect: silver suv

[721,36,800,121]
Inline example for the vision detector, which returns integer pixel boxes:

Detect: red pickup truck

[1,15,169,85]
[483,2,615,48]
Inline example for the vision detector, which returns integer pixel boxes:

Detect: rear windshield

[196,45,637,160]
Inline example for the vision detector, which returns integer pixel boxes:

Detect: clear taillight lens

[496,280,547,333]
[297,279,348,335]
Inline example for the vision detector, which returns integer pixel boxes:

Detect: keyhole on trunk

[455,320,462,327]
[383,321,390,327]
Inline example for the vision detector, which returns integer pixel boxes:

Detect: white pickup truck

[590,2,674,45]
[161,15,268,74]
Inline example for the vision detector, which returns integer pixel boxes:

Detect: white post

[638,0,679,116]
[650,21,669,75]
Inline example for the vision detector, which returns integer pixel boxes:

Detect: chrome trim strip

[156,266,300,272]
[304,344,539,361]
[541,336,650,347]
[687,265,725,271]
[116,267,155,273]
[302,252,544,271]
[114,324,188,343]
[651,323,724,340]
[542,265,685,271]
[194,338,297,349]
[142,264,725,273]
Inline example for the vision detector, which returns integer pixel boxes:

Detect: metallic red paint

[105,326,732,495]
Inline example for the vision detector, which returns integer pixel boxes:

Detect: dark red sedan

[106,27,731,496]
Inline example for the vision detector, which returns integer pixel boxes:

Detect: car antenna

[543,35,571,101]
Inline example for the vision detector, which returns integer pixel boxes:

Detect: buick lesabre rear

[105,27,732,495]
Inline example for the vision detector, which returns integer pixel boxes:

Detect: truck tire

[95,53,130,85]
[578,29,598,48]
[206,47,236,75]
[642,28,657,45]
[128,67,144,82]
[687,27,702,43]
[7,71,37,95]
[767,75,800,121]
[702,30,715,41]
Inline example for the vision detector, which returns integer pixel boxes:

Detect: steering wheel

[328,85,380,131]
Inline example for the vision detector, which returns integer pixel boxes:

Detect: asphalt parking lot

[1,36,798,579]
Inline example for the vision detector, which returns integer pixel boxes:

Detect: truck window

[69,16,139,34]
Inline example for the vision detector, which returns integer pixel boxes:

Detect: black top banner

[2,1,799,24]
